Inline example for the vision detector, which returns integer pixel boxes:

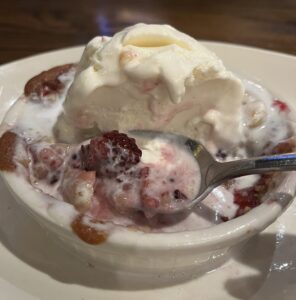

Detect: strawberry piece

[38,148,64,170]
[80,131,142,177]
[139,177,188,216]
[233,188,260,216]
[142,194,160,210]
[29,143,67,183]
[233,173,273,217]
[222,138,296,221]
[272,99,290,112]
[138,166,150,179]
[221,216,229,222]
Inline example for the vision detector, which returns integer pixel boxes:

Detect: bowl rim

[1,170,292,252]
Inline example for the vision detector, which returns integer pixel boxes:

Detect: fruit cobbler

[0,62,295,245]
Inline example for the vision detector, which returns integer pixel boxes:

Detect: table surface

[0,0,295,65]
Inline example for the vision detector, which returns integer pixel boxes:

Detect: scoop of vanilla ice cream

[55,23,244,150]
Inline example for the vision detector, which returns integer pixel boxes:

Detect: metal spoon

[129,130,296,214]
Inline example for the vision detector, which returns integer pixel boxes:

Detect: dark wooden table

[0,0,295,65]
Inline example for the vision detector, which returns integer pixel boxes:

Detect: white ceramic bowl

[2,171,294,273]
[0,44,295,273]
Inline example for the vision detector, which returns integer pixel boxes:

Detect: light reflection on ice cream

[56,23,244,151]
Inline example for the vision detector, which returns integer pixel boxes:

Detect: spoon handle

[208,153,296,186]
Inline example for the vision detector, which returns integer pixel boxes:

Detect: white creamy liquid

[1,69,293,233]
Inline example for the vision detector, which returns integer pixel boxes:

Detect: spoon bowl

[129,130,296,214]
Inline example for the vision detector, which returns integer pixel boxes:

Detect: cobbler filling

[0,64,295,244]
[27,130,200,221]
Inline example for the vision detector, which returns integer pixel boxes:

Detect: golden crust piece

[71,215,107,245]
[24,63,74,97]
[0,131,18,172]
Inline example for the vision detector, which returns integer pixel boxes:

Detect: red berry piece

[142,194,160,210]
[138,167,150,179]
[80,131,142,177]
[272,99,290,113]
[220,216,229,222]
[233,173,273,217]
[38,148,64,170]
[29,144,67,182]
[234,188,260,217]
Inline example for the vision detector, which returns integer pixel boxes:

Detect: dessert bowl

[0,29,295,273]
[2,170,294,273]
